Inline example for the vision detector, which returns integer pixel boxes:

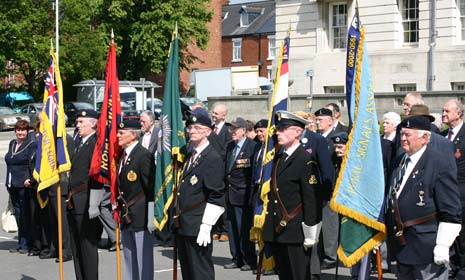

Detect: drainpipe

[427,0,436,91]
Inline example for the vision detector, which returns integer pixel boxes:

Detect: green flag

[154,25,186,230]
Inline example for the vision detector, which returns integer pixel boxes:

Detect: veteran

[386,115,462,280]
[262,110,322,280]
[173,108,226,280]
[67,109,103,280]
[117,119,156,280]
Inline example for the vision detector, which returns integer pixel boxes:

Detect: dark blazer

[263,145,321,243]
[69,133,102,215]
[5,138,37,188]
[176,144,225,237]
[301,130,335,201]
[334,122,348,133]
[118,143,155,231]
[225,137,257,206]
[443,125,465,184]
[208,123,232,161]
[386,146,462,265]
[139,127,160,155]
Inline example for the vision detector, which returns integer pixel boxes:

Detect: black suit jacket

[443,124,465,200]
[386,146,461,265]
[118,143,155,231]
[176,144,225,236]
[263,145,321,243]
[225,138,257,206]
[139,127,160,155]
[301,130,335,201]
[334,122,348,133]
[69,133,103,215]
[208,123,232,161]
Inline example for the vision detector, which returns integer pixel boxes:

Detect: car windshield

[34,104,43,112]
[74,103,94,110]
[0,107,15,114]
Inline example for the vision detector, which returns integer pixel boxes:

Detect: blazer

[225,137,257,206]
[208,123,232,161]
[386,146,461,265]
[5,138,37,188]
[262,145,321,243]
[118,143,155,231]
[442,124,465,189]
[139,127,160,155]
[69,133,102,214]
[176,144,225,237]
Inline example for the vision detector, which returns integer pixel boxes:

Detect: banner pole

[376,248,383,280]
[116,223,121,280]
[172,155,178,280]
[57,184,64,280]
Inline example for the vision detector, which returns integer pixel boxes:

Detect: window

[459,0,465,40]
[240,12,249,27]
[401,0,419,43]
[451,82,465,90]
[324,86,345,94]
[393,83,417,92]
[232,38,242,62]
[267,35,276,60]
[330,3,347,49]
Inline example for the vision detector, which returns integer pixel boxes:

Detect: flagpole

[57,183,64,280]
[173,155,178,280]
[55,0,59,61]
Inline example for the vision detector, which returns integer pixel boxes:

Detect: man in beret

[117,119,155,280]
[173,108,225,280]
[67,109,103,280]
[325,103,348,133]
[262,110,322,280]
[386,115,461,279]
[223,117,257,271]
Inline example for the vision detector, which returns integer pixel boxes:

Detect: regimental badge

[416,190,425,206]
[190,175,198,185]
[127,170,137,182]
[309,175,318,185]
[301,137,308,144]
[277,112,282,121]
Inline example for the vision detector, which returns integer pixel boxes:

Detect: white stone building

[275,0,465,96]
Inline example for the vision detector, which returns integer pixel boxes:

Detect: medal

[190,175,198,185]
[309,175,318,185]
[416,190,425,206]
[127,170,137,182]
[455,149,461,159]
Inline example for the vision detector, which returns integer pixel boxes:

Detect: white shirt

[142,126,154,149]
[191,140,210,162]
[448,121,463,141]
[397,145,427,197]
[81,131,96,145]
[283,142,300,160]
[214,121,225,134]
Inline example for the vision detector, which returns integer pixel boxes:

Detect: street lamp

[305,70,314,111]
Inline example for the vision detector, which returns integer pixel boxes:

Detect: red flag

[89,39,122,221]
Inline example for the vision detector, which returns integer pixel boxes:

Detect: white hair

[383,112,401,126]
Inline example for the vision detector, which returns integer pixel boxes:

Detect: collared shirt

[142,126,154,149]
[81,131,96,146]
[191,140,210,163]
[214,121,225,134]
[448,121,464,142]
[232,136,247,160]
[384,132,396,142]
[283,142,300,159]
[397,145,427,196]
[322,128,333,139]
[119,141,138,173]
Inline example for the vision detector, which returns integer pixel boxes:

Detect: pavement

[0,130,397,279]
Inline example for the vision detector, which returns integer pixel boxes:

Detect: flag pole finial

[50,39,53,50]
[175,22,178,37]
[111,29,115,43]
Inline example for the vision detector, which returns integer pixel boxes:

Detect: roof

[222,0,275,37]
[73,79,160,88]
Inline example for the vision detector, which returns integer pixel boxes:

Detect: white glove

[196,203,225,247]
[147,202,156,234]
[88,189,104,219]
[302,222,322,250]
[197,224,212,247]
[434,222,461,265]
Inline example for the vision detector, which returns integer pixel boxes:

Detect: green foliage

[0,0,213,95]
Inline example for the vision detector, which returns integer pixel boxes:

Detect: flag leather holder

[117,191,144,224]
[173,199,206,230]
[65,184,88,210]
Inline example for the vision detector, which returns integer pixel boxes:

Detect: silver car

[19,103,69,127]
[0,106,30,131]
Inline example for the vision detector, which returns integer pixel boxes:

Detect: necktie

[75,137,83,153]
[119,151,127,174]
[187,150,197,171]
[448,129,454,141]
[214,126,219,135]
[254,144,265,184]
[391,155,410,197]
[229,145,239,171]
[283,152,289,162]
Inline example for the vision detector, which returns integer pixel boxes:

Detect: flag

[330,11,386,267]
[153,25,186,230]
[33,49,71,208]
[250,32,290,270]
[89,36,122,221]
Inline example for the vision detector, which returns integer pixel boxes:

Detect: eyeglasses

[187,125,208,132]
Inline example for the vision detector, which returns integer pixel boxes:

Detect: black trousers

[49,195,72,257]
[452,204,465,279]
[177,235,214,280]
[68,211,99,280]
[226,202,257,266]
[9,187,30,250]
[272,242,311,280]
[29,189,50,252]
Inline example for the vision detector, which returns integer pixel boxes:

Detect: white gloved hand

[147,202,156,234]
[196,224,212,247]
[302,222,322,250]
[434,222,461,265]
[88,189,104,219]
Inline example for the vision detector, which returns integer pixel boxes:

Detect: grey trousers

[98,188,116,243]
[121,230,154,280]
[321,204,339,263]
[397,262,449,280]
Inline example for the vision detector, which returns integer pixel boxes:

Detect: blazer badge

[190,175,198,185]
[127,170,137,182]
[309,175,318,185]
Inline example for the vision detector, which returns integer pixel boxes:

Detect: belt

[403,212,437,228]
[173,199,206,229]
[65,184,88,209]
[124,191,145,208]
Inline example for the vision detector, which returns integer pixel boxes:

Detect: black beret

[400,115,431,131]
[186,108,212,128]
[275,110,308,129]
[75,109,99,120]
[331,132,348,144]
[254,119,268,129]
[118,119,140,130]
[230,117,247,129]
[314,108,333,117]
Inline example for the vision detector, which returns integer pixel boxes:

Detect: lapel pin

[416,190,425,206]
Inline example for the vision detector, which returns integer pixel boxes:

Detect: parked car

[0,106,30,131]
[64,101,94,126]
[19,103,69,128]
